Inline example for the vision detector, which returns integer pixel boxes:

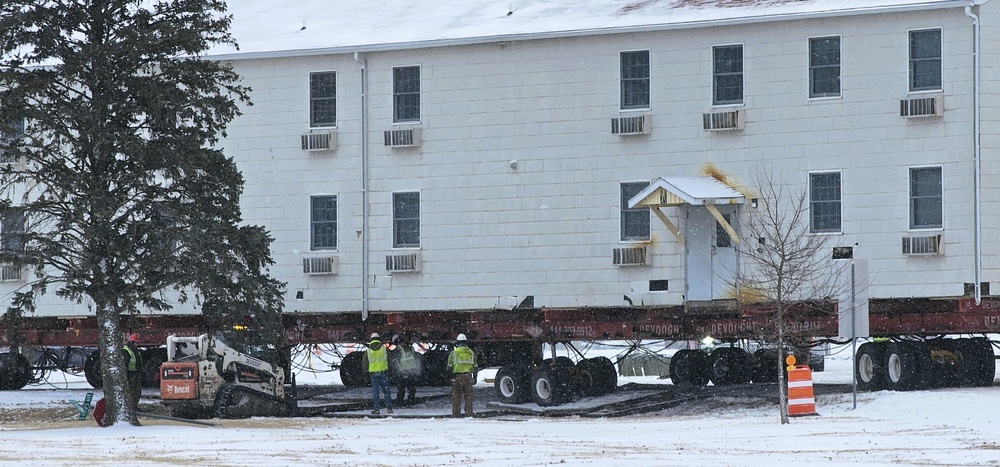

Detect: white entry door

[685,205,739,301]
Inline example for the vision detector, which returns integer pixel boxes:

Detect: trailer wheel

[751,349,781,383]
[588,357,617,395]
[421,350,452,387]
[84,350,103,389]
[957,338,996,387]
[669,350,709,387]
[142,348,168,389]
[0,352,31,390]
[338,351,367,388]
[709,348,751,386]
[575,359,602,397]
[531,366,572,406]
[884,341,926,391]
[495,365,531,404]
[855,342,885,391]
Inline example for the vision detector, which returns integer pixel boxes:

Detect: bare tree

[738,168,843,424]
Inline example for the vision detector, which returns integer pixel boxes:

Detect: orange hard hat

[127,333,139,343]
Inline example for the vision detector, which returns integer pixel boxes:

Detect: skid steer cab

[160,333,296,419]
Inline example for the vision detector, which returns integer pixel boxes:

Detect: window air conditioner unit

[302,256,339,275]
[386,253,420,272]
[613,246,650,266]
[902,234,942,255]
[702,110,743,131]
[611,115,651,135]
[900,96,943,118]
[301,132,337,152]
[384,128,421,148]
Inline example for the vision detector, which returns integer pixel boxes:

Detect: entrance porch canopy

[627,176,746,245]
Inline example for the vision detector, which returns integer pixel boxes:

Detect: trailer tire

[751,349,782,383]
[709,348,751,386]
[142,348,168,389]
[0,352,31,390]
[855,342,885,391]
[84,350,103,389]
[339,351,367,388]
[884,341,926,391]
[421,350,452,387]
[495,365,531,404]
[669,350,709,387]
[575,359,605,397]
[958,338,996,387]
[588,357,618,395]
[531,366,572,406]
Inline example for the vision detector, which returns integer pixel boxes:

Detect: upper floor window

[809,172,842,233]
[620,50,650,110]
[620,182,650,241]
[393,192,420,248]
[309,72,337,127]
[909,29,941,92]
[0,119,25,164]
[713,44,743,105]
[910,167,942,229]
[809,36,841,98]
[393,66,420,123]
[310,195,337,250]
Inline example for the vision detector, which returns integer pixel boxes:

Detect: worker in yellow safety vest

[362,333,393,415]
[391,333,423,407]
[122,333,144,413]
[447,333,476,417]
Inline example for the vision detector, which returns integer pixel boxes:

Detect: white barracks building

[17,0,1000,318]
[213,0,1000,318]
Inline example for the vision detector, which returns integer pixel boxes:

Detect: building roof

[628,176,745,208]
[214,0,979,59]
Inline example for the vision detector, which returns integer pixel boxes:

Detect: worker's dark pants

[395,375,418,406]
[451,373,473,417]
[370,371,392,410]
[126,372,142,412]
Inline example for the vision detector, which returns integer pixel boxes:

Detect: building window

[909,29,942,92]
[393,192,420,248]
[0,207,24,281]
[713,44,743,105]
[620,50,650,110]
[809,36,841,98]
[910,167,942,229]
[309,72,337,128]
[393,66,420,123]
[0,119,25,164]
[810,172,842,233]
[620,182,650,241]
[310,195,337,250]
[0,207,25,254]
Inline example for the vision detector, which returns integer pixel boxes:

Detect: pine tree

[0,0,285,426]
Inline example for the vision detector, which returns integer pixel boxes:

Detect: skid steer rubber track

[214,384,296,419]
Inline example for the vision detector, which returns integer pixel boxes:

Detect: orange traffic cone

[786,356,818,417]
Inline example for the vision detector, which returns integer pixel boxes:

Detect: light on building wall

[295,290,304,301]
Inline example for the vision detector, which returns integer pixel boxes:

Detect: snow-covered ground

[1,346,999,466]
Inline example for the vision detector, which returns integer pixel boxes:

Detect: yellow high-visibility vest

[367,343,388,373]
[449,346,475,374]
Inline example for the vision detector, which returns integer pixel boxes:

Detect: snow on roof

[629,176,745,208]
[215,0,976,58]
